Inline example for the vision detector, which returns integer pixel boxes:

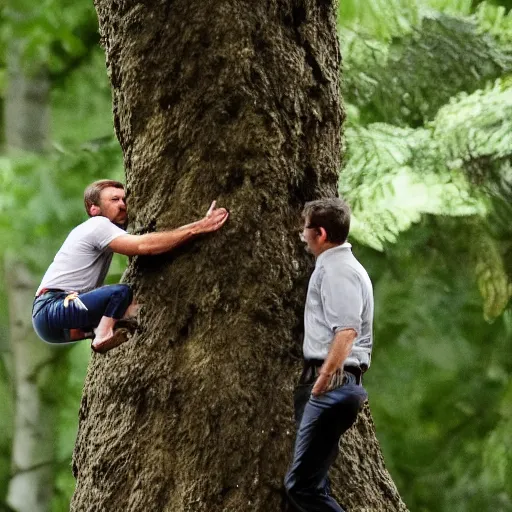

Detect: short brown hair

[84,179,124,216]
[302,197,351,244]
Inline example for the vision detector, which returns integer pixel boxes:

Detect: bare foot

[91,329,130,354]
[93,327,114,345]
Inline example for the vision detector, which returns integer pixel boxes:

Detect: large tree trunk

[72,1,407,510]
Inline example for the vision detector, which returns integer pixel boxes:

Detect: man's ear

[89,205,100,217]
[318,227,328,242]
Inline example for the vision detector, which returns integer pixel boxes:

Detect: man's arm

[311,328,357,397]
[109,202,228,256]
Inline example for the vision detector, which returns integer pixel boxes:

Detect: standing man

[32,179,228,353]
[284,198,373,512]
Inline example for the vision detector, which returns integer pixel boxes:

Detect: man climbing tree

[33,179,228,352]
[71,1,408,511]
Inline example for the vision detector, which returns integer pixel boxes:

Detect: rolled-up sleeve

[320,267,362,335]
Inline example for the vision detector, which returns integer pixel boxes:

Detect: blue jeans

[284,373,368,512]
[32,284,133,344]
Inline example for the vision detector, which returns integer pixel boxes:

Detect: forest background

[1,0,512,511]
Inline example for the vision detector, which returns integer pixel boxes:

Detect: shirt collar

[315,242,352,266]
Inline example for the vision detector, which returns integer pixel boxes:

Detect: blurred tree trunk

[4,260,56,512]
[4,39,57,512]
[4,41,50,152]
[72,1,408,511]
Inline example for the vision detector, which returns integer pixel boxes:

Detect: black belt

[300,359,363,386]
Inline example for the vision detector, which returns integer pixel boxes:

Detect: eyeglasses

[299,225,320,242]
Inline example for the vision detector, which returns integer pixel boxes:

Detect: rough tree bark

[72,1,408,511]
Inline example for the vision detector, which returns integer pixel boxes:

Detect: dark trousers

[284,367,368,512]
[32,284,133,344]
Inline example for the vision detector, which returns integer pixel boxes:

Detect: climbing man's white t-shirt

[36,216,126,294]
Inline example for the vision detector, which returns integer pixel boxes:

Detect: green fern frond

[343,12,511,126]
[425,0,473,16]
[341,124,485,251]
[341,124,429,184]
[347,170,483,251]
[475,2,512,43]
[338,0,420,41]
[432,78,512,168]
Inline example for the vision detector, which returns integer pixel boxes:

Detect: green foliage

[343,28,512,320]
[339,0,421,40]
[343,12,511,126]
[476,1,512,42]
[342,123,485,250]
[428,0,473,15]
[0,137,123,273]
[51,49,114,143]
[433,77,512,163]
[339,0,505,41]
[340,1,512,509]
[1,0,98,73]
[472,223,512,321]
[0,43,122,272]
[362,219,512,512]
